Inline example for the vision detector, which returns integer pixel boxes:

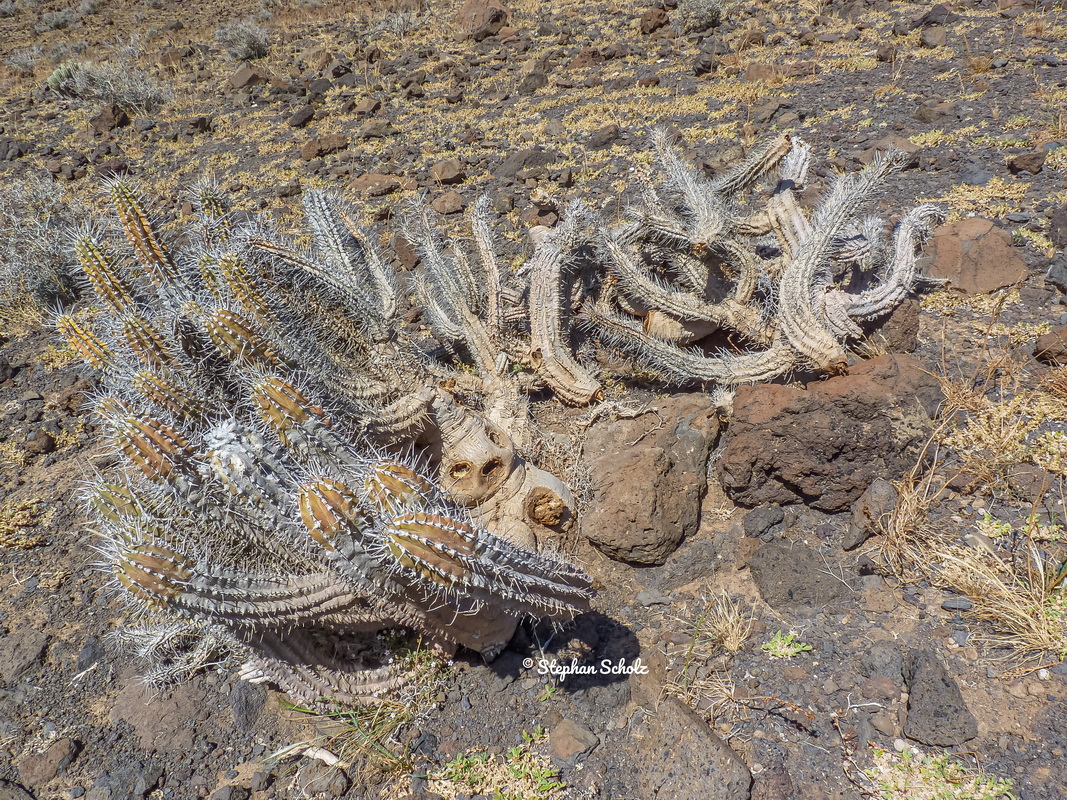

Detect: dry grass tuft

[663,592,754,719]
[938,542,1066,661]
[0,498,45,549]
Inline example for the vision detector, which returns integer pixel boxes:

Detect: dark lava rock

[717,355,943,512]
[1049,204,1067,249]
[1007,149,1046,175]
[287,105,315,128]
[75,636,105,672]
[301,134,349,160]
[860,642,904,682]
[749,540,850,608]
[455,0,508,41]
[742,506,785,540]
[300,763,348,797]
[1034,325,1067,365]
[626,697,751,799]
[583,394,719,564]
[959,159,993,186]
[903,650,978,745]
[495,146,562,180]
[90,104,130,134]
[229,681,266,731]
[1046,255,1067,293]
[210,786,250,800]
[843,477,898,550]
[911,3,961,27]
[518,71,548,94]
[0,630,49,683]
[919,218,1028,294]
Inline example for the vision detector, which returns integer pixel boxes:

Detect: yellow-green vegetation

[864,747,1016,800]
[39,342,79,370]
[921,177,1030,221]
[0,498,45,548]
[430,727,564,800]
[920,288,1021,317]
[761,630,813,659]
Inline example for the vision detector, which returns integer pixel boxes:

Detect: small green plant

[434,735,565,800]
[537,684,559,702]
[864,746,1016,800]
[977,512,1013,539]
[762,631,812,659]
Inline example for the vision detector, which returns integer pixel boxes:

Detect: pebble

[893,738,908,752]
[941,597,973,612]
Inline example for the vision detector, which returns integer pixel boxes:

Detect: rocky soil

[2,0,1067,798]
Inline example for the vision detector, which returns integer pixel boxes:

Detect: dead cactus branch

[577,132,939,390]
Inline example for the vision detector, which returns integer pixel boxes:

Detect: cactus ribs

[61,179,592,704]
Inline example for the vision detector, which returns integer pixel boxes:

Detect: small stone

[871,712,897,736]
[920,26,947,48]
[89,104,130,134]
[742,506,785,539]
[301,134,349,160]
[430,159,465,185]
[350,173,403,197]
[1034,325,1067,365]
[941,597,973,612]
[16,738,78,787]
[636,589,671,607]
[640,8,669,35]
[959,159,994,186]
[1007,150,1046,175]
[455,0,508,41]
[587,124,620,150]
[287,106,315,128]
[358,118,397,139]
[228,63,270,90]
[24,430,56,455]
[430,190,466,214]
[353,97,381,114]
[518,72,548,94]
[1049,205,1067,249]
[549,720,599,768]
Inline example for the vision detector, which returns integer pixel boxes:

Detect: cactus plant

[61,179,593,704]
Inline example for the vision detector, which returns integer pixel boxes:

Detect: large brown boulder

[717,355,943,512]
[920,217,1027,294]
[582,394,719,565]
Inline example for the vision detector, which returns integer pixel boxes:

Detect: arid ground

[1,0,1067,798]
